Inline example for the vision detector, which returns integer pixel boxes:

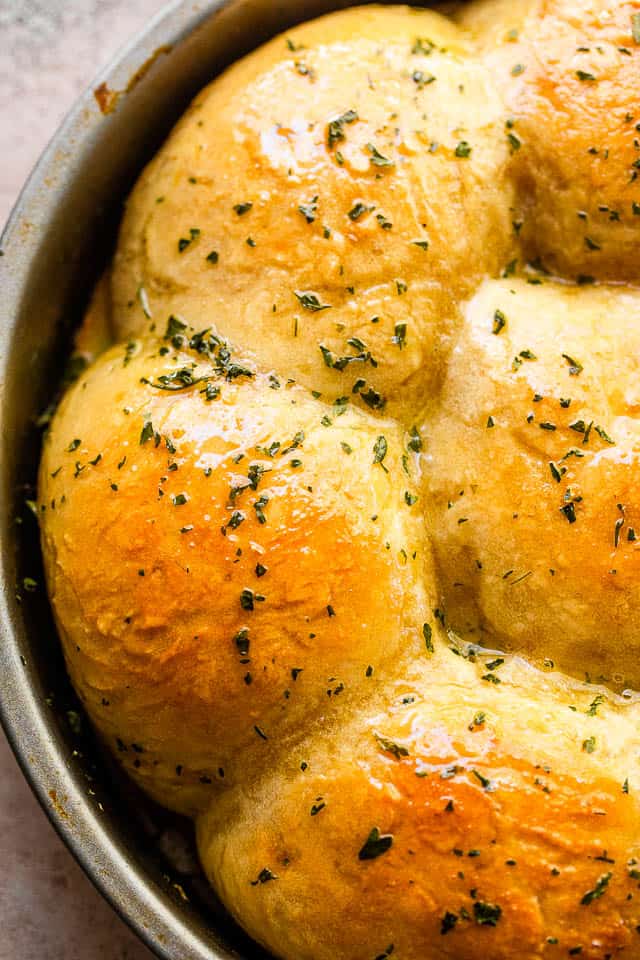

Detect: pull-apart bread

[39,3,640,957]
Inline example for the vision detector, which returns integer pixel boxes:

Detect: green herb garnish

[373,436,388,469]
[367,143,394,167]
[295,290,331,311]
[358,827,393,861]
[474,902,502,926]
[581,872,611,905]
[492,309,506,335]
[178,227,200,252]
[327,109,358,149]
[455,141,472,158]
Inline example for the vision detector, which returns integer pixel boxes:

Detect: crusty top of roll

[425,278,640,689]
[40,330,428,815]
[111,4,516,421]
[39,3,640,959]
[459,0,640,282]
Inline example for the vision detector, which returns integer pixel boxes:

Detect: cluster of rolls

[39,2,640,957]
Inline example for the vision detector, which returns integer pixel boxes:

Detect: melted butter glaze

[39,3,640,958]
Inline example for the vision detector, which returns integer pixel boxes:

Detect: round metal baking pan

[0,1,419,957]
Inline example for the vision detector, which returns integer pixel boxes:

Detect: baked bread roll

[39,330,428,816]
[111,4,516,420]
[38,3,640,958]
[199,652,640,960]
[458,0,640,282]
[424,277,640,689]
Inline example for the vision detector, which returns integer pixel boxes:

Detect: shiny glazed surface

[38,2,640,958]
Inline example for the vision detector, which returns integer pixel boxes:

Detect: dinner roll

[111,4,516,420]
[199,650,640,960]
[39,323,429,815]
[459,0,640,283]
[423,278,640,688]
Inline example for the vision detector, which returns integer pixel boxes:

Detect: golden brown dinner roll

[423,278,640,688]
[39,323,430,815]
[37,3,640,958]
[199,650,640,960]
[459,0,640,283]
[111,4,516,420]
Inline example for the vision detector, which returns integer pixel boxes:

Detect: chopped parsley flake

[140,421,156,445]
[228,510,245,529]
[327,109,358,149]
[373,436,388,469]
[294,290,331,312]
[348,201,373,221]
[507,132,521,152]
[367,143,394,167]
[581,872,611,905]
[412,37,435,55]
[492,309,506,335]
[165,315,186,340]
[408,427,422,452]
[358,827,393,861]
[454,141,472,158]
[412,69,436,88]
[474,902,502,926]
[587,695,605,717]
[299,197,318,223]
[562,353,583,375]
[178,227,200,252]
[392,323,407,348]
[375,734,409,760]
[472,769,492,790]
[240,589,255,611]
[234,628,250,657]
[595,425,615,445]
[440,912,458,935]
[250,867,277,885]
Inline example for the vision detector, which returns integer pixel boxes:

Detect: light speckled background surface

[1,5,166,956]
